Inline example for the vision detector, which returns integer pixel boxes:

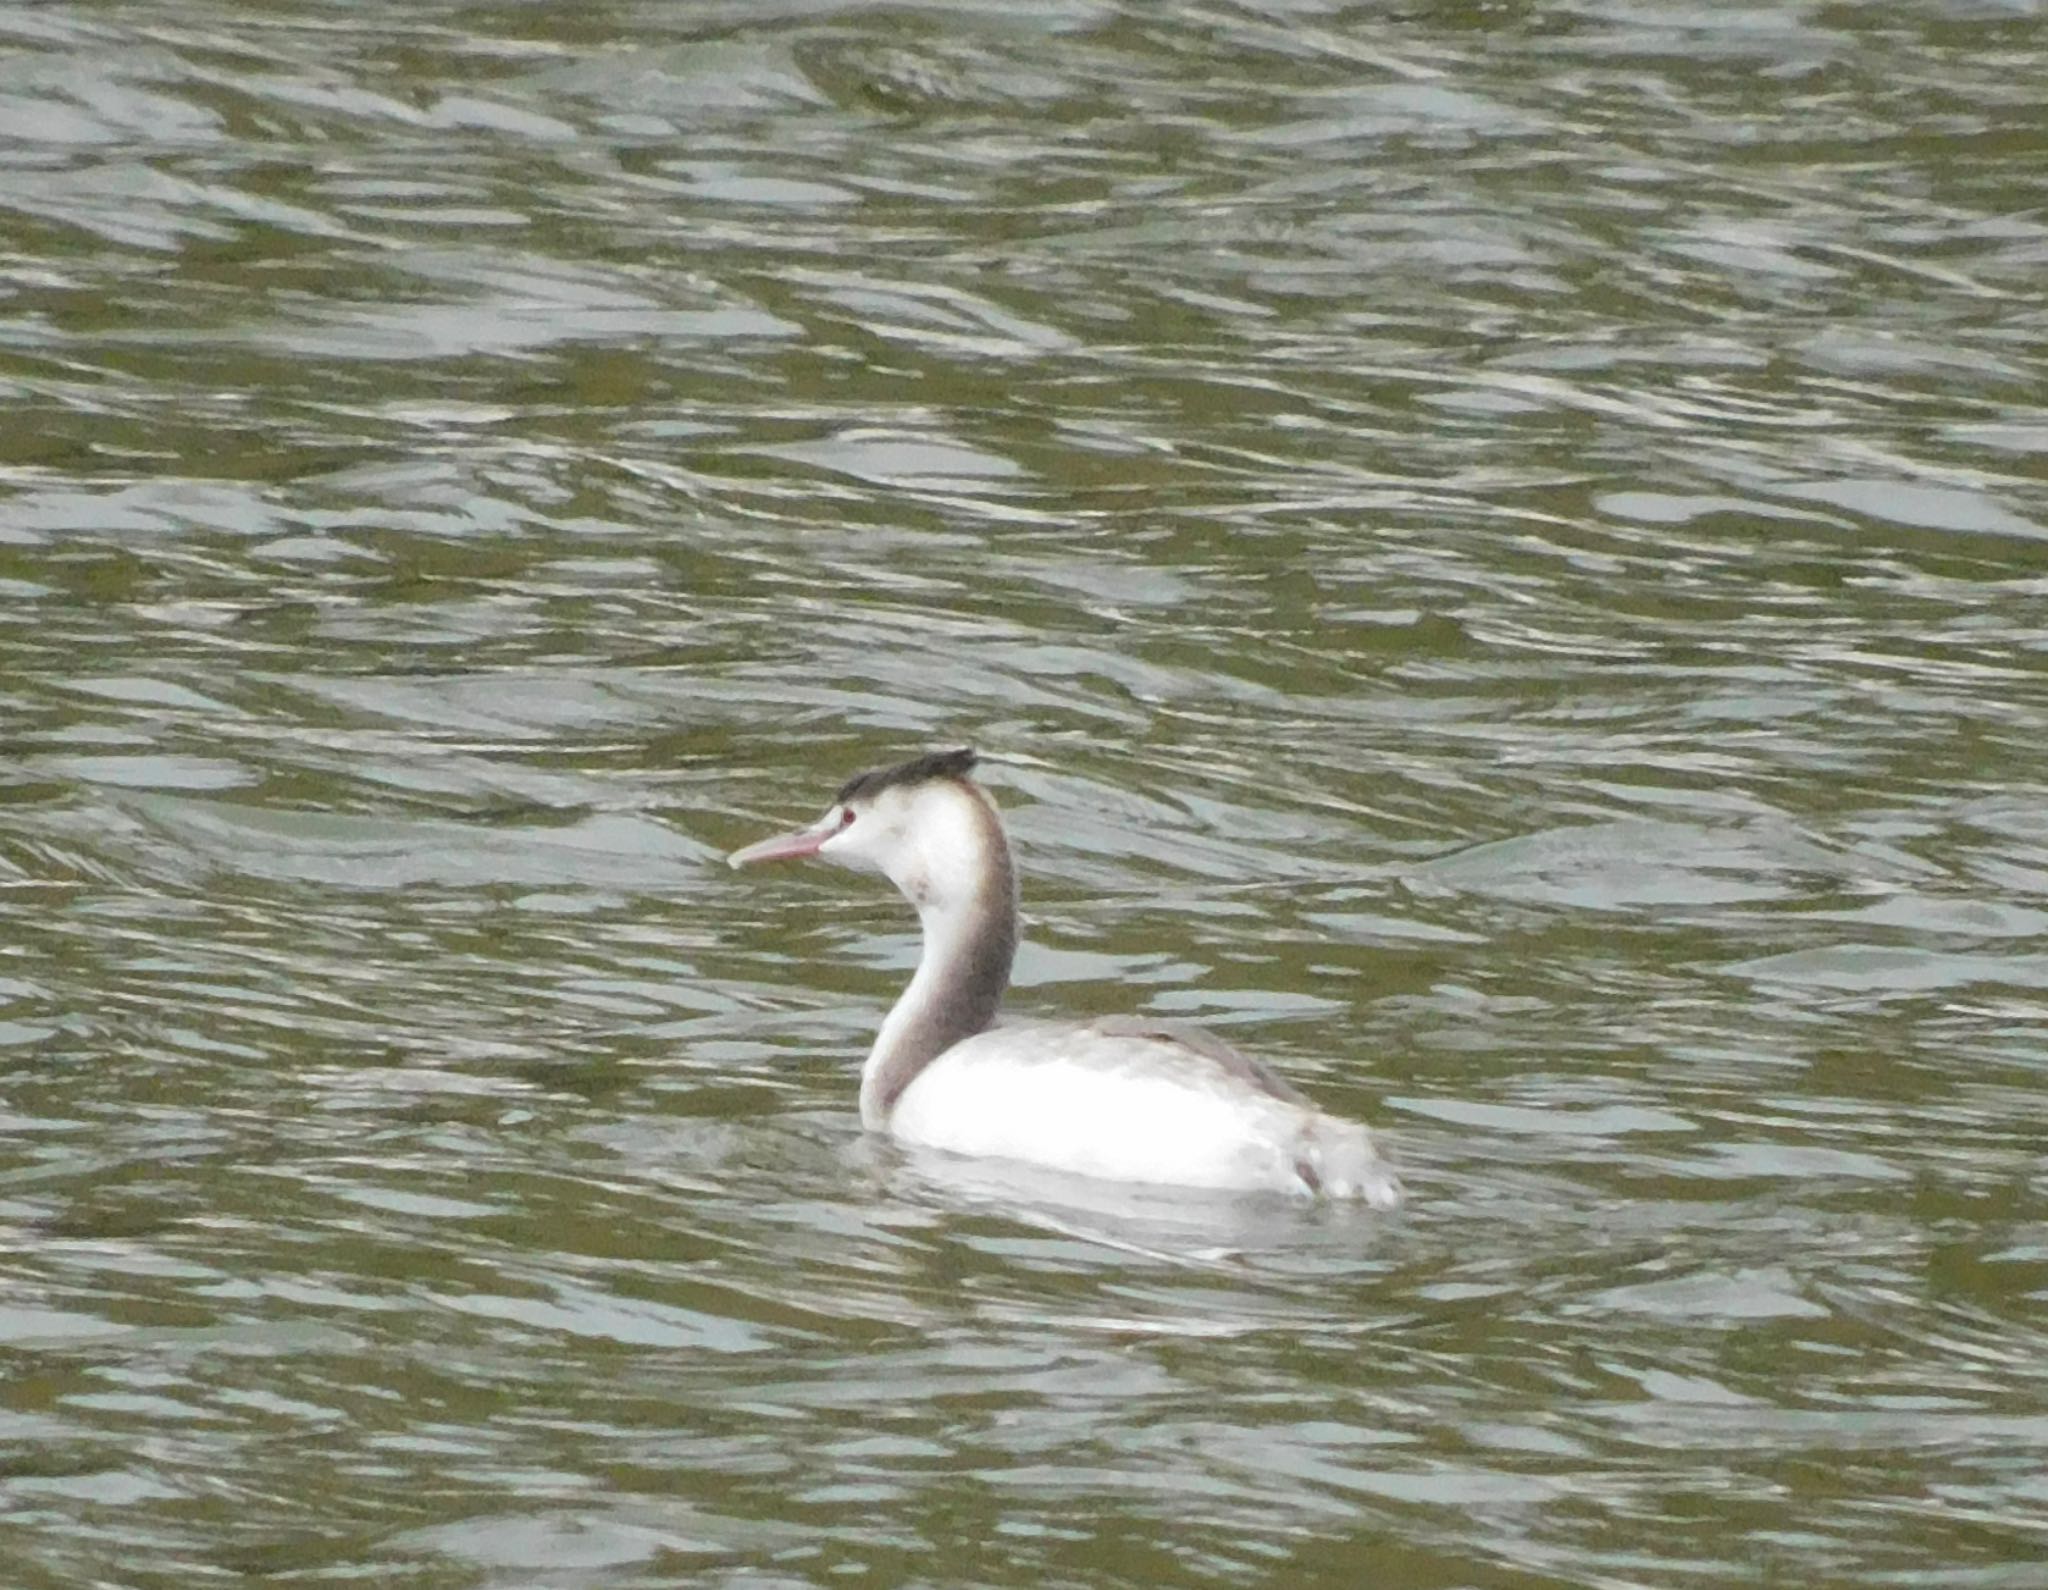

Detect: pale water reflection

[4,0,2047,1585]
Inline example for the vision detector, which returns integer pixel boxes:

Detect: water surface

[4,1,2047,1585]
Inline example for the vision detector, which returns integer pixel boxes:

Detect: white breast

[884,1021,1402,1206]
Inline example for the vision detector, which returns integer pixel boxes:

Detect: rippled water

[5,1,2047,1584]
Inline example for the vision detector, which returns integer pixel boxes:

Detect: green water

[3,2,2046,1585]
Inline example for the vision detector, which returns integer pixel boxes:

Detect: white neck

[858,786,1016,1126]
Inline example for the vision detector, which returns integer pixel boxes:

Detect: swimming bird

[727,750,1401,1206]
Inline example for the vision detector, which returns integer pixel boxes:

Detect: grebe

[727,750,1401,1206]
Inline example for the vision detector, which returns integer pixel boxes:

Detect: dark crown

[834,748,979,806]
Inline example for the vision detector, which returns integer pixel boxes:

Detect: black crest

[834,748,979,807]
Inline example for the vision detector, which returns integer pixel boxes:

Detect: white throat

[857,784,1017,1126]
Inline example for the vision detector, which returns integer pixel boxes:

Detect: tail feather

[1295,1115,1403,1208]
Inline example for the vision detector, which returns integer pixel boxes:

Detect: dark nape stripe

[834,747,978,806]
[868,780,1016,1119]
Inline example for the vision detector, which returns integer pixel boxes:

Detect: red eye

[839,807,856,828]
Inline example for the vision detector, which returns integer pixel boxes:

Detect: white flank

[886,1022,1403,1208]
